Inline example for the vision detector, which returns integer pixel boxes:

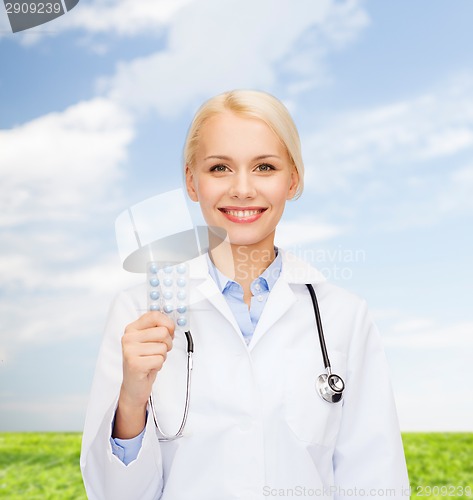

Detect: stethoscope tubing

[151,331,194,442]
[305,283,331,370]
[306,283,345,403]
[151,284,345,440]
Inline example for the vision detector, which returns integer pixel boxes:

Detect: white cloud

[371,308,403,323]
[383,316,473,349]
[2,0,369,66]
[0,246,142,349]
[0,240,137,295]
[437,164,473,214]
[0,0,194,43]
[0,97,140,358]
[397,390,473,431]
[303,74,473,194]
[0,98,134,225]
[276,219,343,247]
[377,310,473,431]
[0,393,90,431]
[61,0,194,36]
[452,164,473,183]
[101,0,368,117]
[391,318,435,333]
[376,161,473,230]
[391,338,473,431]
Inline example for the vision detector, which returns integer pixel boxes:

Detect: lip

[218,206,267,223]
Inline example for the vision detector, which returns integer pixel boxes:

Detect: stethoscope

[150,283,345,441]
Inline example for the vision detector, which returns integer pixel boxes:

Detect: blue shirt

[206,248,282,344]
[111,249,282,464]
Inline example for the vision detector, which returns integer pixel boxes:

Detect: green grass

[403,433,473,499]
[0,433,85,499]
[0,433,472,498]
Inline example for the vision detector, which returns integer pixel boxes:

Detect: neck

[208,233,276,282]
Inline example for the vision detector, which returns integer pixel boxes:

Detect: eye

[210,164,230,173]
[255,163,275,172]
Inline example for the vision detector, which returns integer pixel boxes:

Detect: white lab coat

[80,250,409,500]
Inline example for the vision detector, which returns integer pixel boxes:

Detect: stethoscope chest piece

[316,370,345,404]
[306,283,345,404]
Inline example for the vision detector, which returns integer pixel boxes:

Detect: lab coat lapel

[249,250,326,350]
[186,250,327,349]
[249,277,296,350]
[188,254,243,340]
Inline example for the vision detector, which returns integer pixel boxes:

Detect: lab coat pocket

[283,350,347,446]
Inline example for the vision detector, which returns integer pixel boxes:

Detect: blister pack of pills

[147,261,189,330]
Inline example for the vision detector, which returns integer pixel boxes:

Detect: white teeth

[225,209,262,217]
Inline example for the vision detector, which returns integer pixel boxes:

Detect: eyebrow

[203,154,281,161]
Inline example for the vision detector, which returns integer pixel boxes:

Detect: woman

[81,90,409,499]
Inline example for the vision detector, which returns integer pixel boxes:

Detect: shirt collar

[206,248,282,293]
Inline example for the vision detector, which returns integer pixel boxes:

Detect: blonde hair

[184,90,304,199]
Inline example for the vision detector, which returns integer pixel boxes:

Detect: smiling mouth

[219,208,266,218]
[219,208,267,219]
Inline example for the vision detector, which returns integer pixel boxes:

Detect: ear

[287,166,299,200]
[185,164,199,202]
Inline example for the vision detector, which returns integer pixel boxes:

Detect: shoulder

[280,248,368,314]
[107,281,148,321]
[280,248,326,284]
[316,281,367,313]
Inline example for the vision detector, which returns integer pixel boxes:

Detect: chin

[226,230,274,249]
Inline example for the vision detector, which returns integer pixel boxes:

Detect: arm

[80,290,173,500]
[332,300,410,499]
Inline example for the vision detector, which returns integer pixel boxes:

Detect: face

[186,111,299,250]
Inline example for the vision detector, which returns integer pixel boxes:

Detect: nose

[228,171,257,199]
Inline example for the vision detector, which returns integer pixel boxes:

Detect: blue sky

[1,0,472,431]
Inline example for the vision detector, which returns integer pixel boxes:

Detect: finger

[123,326,173,351]
[126,311,175,337]
[124,353,168,375]
[125,341,169,359]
